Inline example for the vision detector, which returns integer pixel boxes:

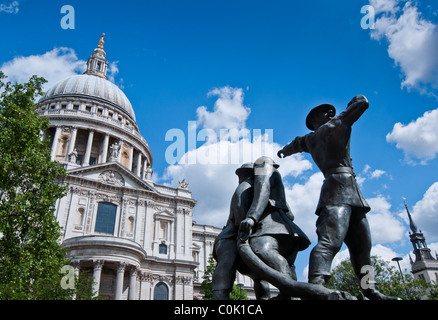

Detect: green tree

[326,255,438,300]
[326,258,361,296]
[229,283,248,300]
[0,72,70,299]
[201,254,216,300]
[201,254,248,300]
[72,270,103,300]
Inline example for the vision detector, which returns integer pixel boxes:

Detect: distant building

[404,199,438,283]
[38,34,254,299]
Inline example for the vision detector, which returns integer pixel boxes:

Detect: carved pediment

[98,170,125,186]
[66,162,156,192]
[154,208,175,221]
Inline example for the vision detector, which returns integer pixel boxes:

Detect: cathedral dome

[39,74,136,121]
[38,33,152,172]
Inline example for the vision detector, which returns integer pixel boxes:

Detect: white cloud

[285,172,324,241]
[386,108,438,163]
[0,47,86,91]
[367,195,406,243]
[406,182,438,241]
[356,175,366,186]
[369,0,399,15]
[370,1,438,94]
[162,86,312,226]
[0,1,19,14]
[370,244,415,275]
[196,86,251,139]
[370,169,386,179]
[164,132,312,227]
[107,61,119,83]
[0,47,125,93]
[165,159,237,227]
[363,164,371,174]
[357,164,387,185]
[371,243,400,262]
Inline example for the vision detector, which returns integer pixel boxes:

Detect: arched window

[94,202,117,235]
[153,282,169,300]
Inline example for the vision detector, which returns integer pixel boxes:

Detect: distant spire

[403,197,418,233]
[83,33,109,79]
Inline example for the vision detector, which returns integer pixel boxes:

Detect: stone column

[136,153,142,177]
[92,260,104,297]
[174,276,183,300]
[67,127,78,155]
[128,266,139,300]
[153,219,159,256]
[100,133,110,164]
[50,127,62,161]
[142,159,148,180]
[115,262,126,300]
[128,145,134,171]
[83,130,94,166]
[169,220,175,259]
[184,211,190,258]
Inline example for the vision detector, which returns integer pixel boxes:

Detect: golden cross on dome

[98,33,105,48]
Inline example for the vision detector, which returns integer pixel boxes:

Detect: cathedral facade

[37,35,253,300]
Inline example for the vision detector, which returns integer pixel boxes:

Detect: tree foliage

[201,254,216,300]
[201,254,248,300]
[326,255,438,300]
[0,72,70,299]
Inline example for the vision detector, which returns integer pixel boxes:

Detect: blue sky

[1,0,438,281]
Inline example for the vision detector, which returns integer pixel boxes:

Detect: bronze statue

[277,95,397,300]
[212,162,271,299]
[213,157,356,300]
[238,156,310,299]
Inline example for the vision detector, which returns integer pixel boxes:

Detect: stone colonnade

[70,259,193,300]
[71,259,140,300]
[50,126,151,179]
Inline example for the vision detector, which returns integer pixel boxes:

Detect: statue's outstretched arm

[278,135,309,158]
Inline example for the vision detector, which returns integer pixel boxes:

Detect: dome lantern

[84,33,109,79]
